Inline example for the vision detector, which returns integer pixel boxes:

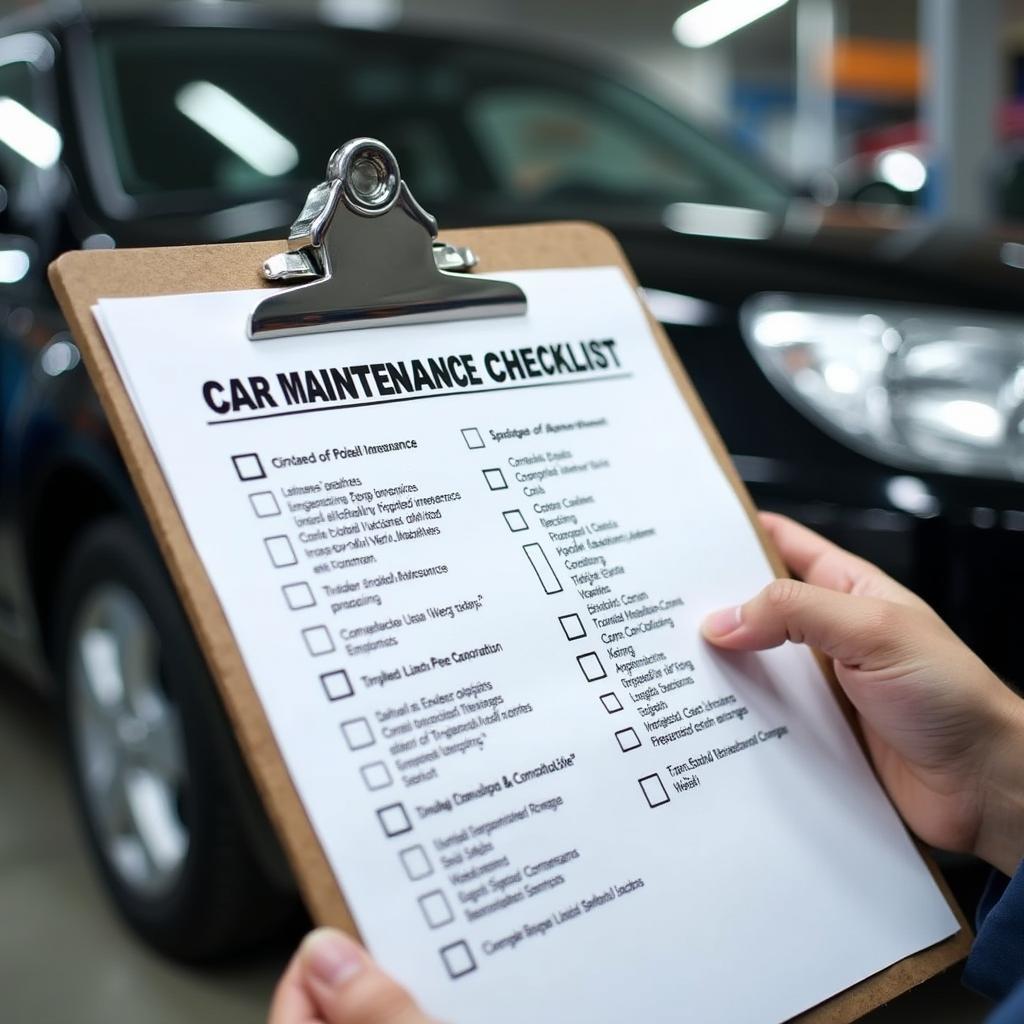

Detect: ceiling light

[673,0,789,48]
[876,149,927,193]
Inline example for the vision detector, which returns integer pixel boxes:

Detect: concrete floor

[0,673,994,1024]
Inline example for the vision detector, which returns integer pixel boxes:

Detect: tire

[53,516,299,961]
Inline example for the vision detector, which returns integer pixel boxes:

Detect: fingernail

[702,605,742,638]
[302,928,364,987]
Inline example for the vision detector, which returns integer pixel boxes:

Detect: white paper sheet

[95,266,958,1024]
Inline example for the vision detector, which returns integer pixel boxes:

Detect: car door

[0,29,69,680]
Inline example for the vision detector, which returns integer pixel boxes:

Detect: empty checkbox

[282,582,316,610]
[400,845,434,881]
[360,761,393,791]
[440,940,477,979]
[232,452,265,481]
[249,491,280,517]
[615,726,641,752]
[340,717,375,750]
[576,651,607,682]
[418,889,455,929]
[303,625,336,656]
[639,773,670,808]
[599,692,623,713]
[265,534,297,568]
[321,669,354,702]
[502,509,528,533]
[559,613,587,640]
[377,802,412,838]
[461,427,485,450]
[523,543,563,595]
[482,467,508,491]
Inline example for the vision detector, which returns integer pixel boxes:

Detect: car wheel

[54,517,298,960]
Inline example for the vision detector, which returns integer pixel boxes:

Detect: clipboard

[49,139,971,1023]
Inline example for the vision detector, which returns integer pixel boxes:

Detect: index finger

[268,950,323,1024]
[757,512,924,608]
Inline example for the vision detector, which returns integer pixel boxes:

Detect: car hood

[598,201,1024,314]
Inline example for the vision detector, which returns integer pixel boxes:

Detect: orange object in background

[831,38,922,98]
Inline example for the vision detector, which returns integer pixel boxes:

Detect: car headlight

[741,293,1024,481]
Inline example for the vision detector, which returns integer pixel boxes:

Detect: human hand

[269,928,435,1024]
[702,512,1024,876]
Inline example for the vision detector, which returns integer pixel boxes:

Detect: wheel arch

[23,448,144,660]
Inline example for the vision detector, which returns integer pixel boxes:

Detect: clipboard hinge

[262,241,479,282]
[249,138,526,339]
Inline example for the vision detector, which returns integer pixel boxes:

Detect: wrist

[974,690,1024,877]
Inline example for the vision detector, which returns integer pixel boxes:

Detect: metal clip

[249,138,525,339]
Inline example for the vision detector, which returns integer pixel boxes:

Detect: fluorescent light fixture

[663,201,775,240]
[319,0,402,28]
[0,249,29,283]
[640,287,715,327]
[0,98,61,168]
[673,0,789,48]
[876,149,927,193]
[175,81,298,177]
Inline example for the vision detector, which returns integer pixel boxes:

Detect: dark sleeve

[963,859,1024,1005]
[986,981,1024,1024]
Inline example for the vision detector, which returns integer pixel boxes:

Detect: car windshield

[92,25,790,216]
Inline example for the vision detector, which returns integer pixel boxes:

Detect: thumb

[299,928,433,1024]
[702,578,913,670]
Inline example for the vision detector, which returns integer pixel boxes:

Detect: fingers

[297,928,433,1024]
[702,577,917,669]
[268,948,319,1024]
[758,512,924,608]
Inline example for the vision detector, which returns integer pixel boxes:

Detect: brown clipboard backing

[49,221,971,1022]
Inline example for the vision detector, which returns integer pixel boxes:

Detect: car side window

[467,87,709,204]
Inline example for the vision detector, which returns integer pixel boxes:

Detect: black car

[2,2,1022,959]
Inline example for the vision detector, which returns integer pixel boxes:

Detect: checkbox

[321,669,354,702]
[360,761,393,791]
[265,534,297,568]
[248,490,280,517]
[400,845,434,881]
[639,773,670,808]
[576,651,607,682]
[303,625,336,656]
[232,452,265,481]
[502,509,528,533]
[599,692,623,713]
[377,802,412,838]
[282,582,316,610]
[340,717,375,751]
[558,613,587,640]
[523,543,563,595]
[615,726,641,752]
[482,467,507,491]
[418,889,455,929]
[461,427,485,450]
[440,940,477,979]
